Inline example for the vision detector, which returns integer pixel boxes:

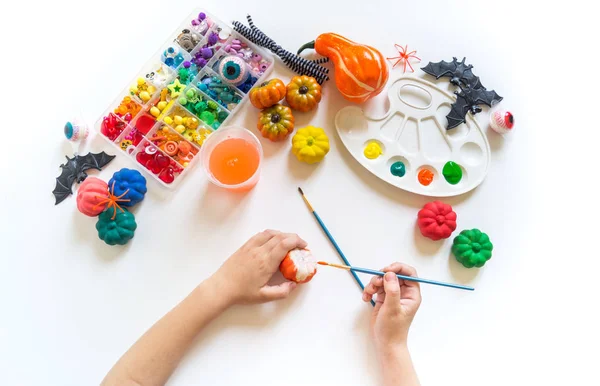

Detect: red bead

[155,153,169,168]
[136,151,152,165]
[135,114,156,135]
[159,167,175,183]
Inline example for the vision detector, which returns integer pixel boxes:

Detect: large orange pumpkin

[298,33,388,104]
[279,248,317,284]
[76,177,109,217]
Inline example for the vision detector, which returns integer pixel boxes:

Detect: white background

[1,0,599,385]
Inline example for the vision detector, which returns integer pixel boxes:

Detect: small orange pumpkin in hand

[279,248,317,283]
[248,78,286,109]
[286,75,322,112]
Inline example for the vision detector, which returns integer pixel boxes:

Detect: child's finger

[249,229,280,247]
[267,234,308,263]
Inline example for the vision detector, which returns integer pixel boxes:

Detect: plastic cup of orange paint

[200,126,263,191]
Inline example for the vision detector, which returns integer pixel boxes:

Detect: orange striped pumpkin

[299,33,389,103]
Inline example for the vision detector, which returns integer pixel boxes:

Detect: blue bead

[199,83,208,91]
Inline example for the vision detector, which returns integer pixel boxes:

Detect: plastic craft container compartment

[95,8,274,189]
[195,68,245,111]
[132,139,185,185]
[147,123,200,168]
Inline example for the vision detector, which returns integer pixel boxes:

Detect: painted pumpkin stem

[93,181,131,220]
[271,114,281,123]
[297,41,315,55]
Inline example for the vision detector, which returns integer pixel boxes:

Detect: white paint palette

[335,76,491,197]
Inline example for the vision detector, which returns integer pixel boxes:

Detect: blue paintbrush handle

[350,267,474,291]
[312,211,376,306]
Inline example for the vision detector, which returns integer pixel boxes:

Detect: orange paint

[418,169,434,186]
[317,261,328,265]
[208,138,260,186]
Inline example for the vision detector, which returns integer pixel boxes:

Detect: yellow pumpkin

[291,126,330,164]
[286,76,322,112]
[248,79,286,109]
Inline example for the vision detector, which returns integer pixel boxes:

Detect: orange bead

[178,141,192,156]
[164,141,179,156]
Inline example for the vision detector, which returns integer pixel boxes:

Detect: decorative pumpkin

[108,168,147,207]
[417,201,457,241]
[76,177,109,217]
[257,104,295,141]
[292,126,330,164]
[286,75,322,112]
[452,229,493,268]
[96,208,137,246]
[248,78,286,109]
[279,248,317,284]
[298,33,388,103]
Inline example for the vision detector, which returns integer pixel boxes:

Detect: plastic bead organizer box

[95,9,274,187]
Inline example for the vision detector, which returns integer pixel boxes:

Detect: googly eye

[218,55,249,86]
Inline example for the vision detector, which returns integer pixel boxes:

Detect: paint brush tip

[298,187,304,195]
[317,261,328,265]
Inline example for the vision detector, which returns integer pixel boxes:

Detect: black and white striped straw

[232,15,330,84]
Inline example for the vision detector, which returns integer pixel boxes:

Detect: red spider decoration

[387,44,421,73]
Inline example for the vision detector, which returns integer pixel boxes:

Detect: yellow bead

[174,115,183,125]
[137,78,145,86]
[148,85,156,94]
[157,101,167,110]
[129,85,138,94]
[175,124,186,133]
[183,162,189,168]
[150,106,160,117]
[139,91,151,102]
[164,116,173,125]
[187,117,199,129]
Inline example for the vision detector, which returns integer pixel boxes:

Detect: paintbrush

[298,187,375,306]
[317,261,474,291]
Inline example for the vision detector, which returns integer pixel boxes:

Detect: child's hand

[362,262,422,352]
[210,230,307,305]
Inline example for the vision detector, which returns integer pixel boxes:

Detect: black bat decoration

[53,151,115,205]
[446,85,504,129]
[421,57,483,89]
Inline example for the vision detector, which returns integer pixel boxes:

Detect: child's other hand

[210,230,307,306]
[362,262,422,352]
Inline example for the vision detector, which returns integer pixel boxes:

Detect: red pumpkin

[417,201,457,240]
[77,177,109,217]
[279,248,317,284]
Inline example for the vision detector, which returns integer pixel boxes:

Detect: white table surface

[2,0,599,385]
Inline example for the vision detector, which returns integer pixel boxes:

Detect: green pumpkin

[452,229,493,268]
[96,208,137,246]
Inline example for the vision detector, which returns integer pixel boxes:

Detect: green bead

[217,111,228,122]
[207,100,218,110]
[200,111,215,124]
[179,97,188,105]
[186,89,195,98]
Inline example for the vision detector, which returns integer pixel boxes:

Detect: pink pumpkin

[77,177,109,216]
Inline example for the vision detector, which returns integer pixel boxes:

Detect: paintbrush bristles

[297,186,314,212]
[318,261,351,270]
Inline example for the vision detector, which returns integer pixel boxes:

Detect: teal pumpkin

[452,228,493,268]
[96,208,137,245]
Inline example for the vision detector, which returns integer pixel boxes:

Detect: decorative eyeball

[279,248,318,284]
[489,110,514,134]
[217,55,249,86]
[64,120,89,142]
[164,46,177,58]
